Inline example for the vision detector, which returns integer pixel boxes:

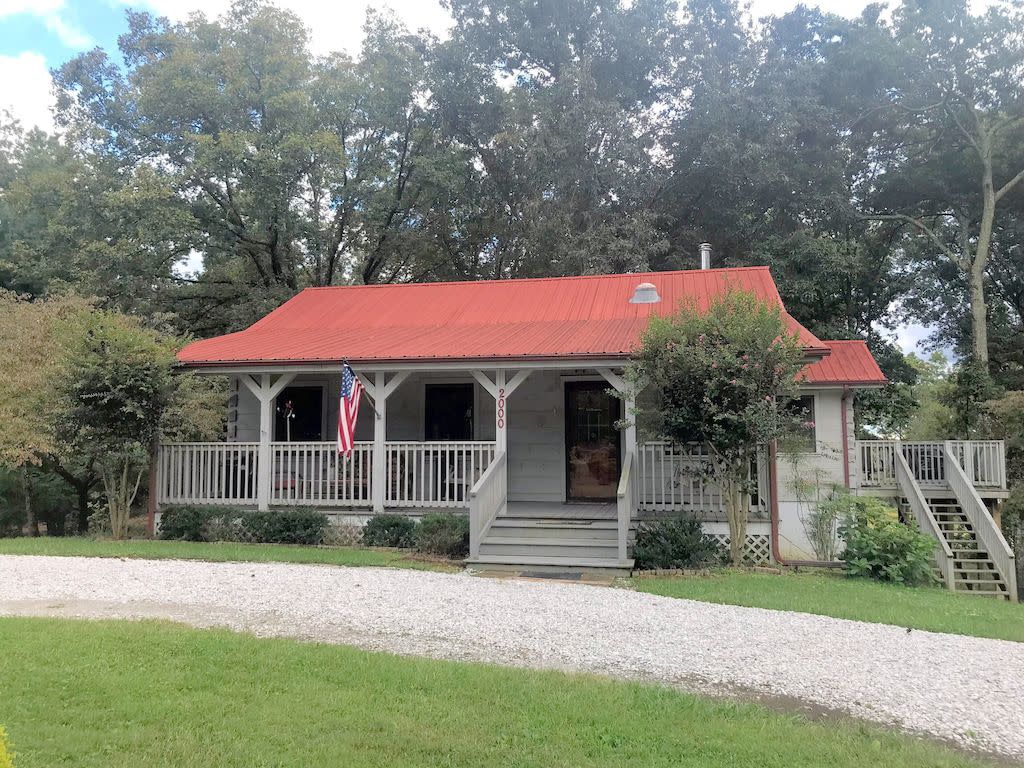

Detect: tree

[0,292,90,534]
[629,291,807,565]
[849,0,1024,366]
[55,311,179,539]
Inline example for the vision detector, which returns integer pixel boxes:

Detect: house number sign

[496,387,505,428]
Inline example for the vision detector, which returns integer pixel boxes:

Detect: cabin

[157,266,1014,597]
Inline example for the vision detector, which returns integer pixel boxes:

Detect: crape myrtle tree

[629,291,807,565]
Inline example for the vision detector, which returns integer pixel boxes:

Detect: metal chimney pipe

[699,242,712,270]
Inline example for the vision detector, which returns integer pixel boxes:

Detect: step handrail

[469,451,506,558]
[616,450,636,563]
[894,446,955,591]
[943,442,1018,602]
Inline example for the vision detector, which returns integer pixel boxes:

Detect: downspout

[768,440,843,569]
[840,385,852,488]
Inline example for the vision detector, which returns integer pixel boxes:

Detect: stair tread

[467,554,634,569]
[483,536,617,547]
[491,518,618,529]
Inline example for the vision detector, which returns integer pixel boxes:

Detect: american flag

[337,362,364,455]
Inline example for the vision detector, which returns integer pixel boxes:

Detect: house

[159,265,1014,598]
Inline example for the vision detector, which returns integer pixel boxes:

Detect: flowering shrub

[631,290,807,565]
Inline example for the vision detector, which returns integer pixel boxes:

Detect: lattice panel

[709,533,771,565]
[322,523,363,547]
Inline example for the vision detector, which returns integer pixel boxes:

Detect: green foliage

[412,513,469,558]
[237,509,329,546]
[631,290,807,565]
[158,505,221,542]
[362,514,417,548]
[839,497,935,586]
[55,310,178,539]
[633,515,722,570]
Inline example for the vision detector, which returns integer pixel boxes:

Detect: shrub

[237,508,328,545]
[413,512,469,558]
[362,514,417,548]
[158,505,220,541]
[633,514,722,570]
[839,497,935,585]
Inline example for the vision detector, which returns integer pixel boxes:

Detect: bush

[413,512,469,558]
[839,497,935,586]
[238,509,328,545]
[158,505,219,541]
[362,514,417,548]
[633,514,722,570]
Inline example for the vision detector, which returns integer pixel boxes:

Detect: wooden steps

[468,505,633,572]
[927,498,1010,599]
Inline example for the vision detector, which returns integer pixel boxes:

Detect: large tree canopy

[0,0,1019,412]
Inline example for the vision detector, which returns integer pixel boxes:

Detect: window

[784,395,816,453]
[424,384,474,440]
[275,386,324,441]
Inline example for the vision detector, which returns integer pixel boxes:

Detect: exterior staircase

[467,504,634,573]
[926,499,1011,598]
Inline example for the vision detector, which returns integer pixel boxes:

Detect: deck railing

[157,440,496,509]
[857,440,1006,491]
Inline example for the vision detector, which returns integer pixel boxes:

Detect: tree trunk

[21,468,38,537]
[76,484,91,534]
[971,161,996,365]
[724,477,747,567]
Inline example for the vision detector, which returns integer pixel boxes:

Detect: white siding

[775,387,852,561]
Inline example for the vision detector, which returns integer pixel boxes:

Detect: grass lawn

[0,537,454,571]
[0,617,998,768]
[632,569,1024,643]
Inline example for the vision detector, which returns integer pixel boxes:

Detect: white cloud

[0,0,91,49]
[126,0,453,57]
[0,51,55,133]
[43,12,92,48]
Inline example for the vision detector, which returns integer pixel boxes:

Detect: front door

[565,382,621,501]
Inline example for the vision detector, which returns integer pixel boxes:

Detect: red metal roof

[801,340,887,386]
[178,267,833,366]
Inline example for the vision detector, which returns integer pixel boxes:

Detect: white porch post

[597,367,637,458]
[241,372,296,512]
[359,370,411,515]
[372,371,387,514]
[471,368,532,456]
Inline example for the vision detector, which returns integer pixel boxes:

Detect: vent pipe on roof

[629,282,661,304]
[700,242,712,270]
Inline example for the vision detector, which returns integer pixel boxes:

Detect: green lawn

[0,617,998,768]
[0,537,453,571]
[632,569,1024,642]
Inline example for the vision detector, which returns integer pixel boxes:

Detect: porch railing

[271,441,373,506]
[157,440,496,509]
[386,441,496,507]
[157,442,260,505]
[857,440,1006,491]
[637,441,766,516]
[469,452,506,558]
[616,450,636,562]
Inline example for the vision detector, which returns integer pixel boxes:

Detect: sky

[0,0,935,355]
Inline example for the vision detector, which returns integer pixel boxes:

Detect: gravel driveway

[2,555,1022,760]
